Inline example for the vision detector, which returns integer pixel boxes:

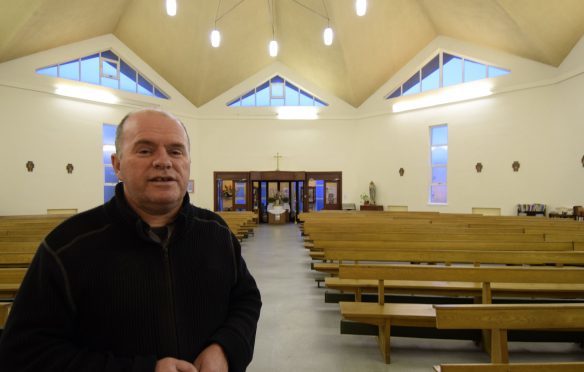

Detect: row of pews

[0,210,257,331]
[298,210,584,370]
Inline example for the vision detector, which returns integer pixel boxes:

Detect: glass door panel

[220,180,234,211]
[234,181,247,211]
[324,181,338,210]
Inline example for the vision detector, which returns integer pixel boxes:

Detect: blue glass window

[261,183,267,205]
[387,52,510,101]
[285,82,299,105]
[103,124,118,203]
[120,60,137,93]
[104,167,118,183]
[443,53,463,87]
[421,55,439,92]
[431,125,448,145]
[81,54,100,84]
[137,75,154,96]
[235,182,246,205]
[402,73,420,96]
[228,75,328,107]
[432,166,447,184]
[241,91,255,106]
[431,146,448,165]
[104,185,116,202]
[37,65,58,77]
[36,50,169,99]
[488,66,510,78]
[430,185,447,204]
[60,59,79,80]
[315,180,325,211]
[464,59,486,82]
[430,125,448,204]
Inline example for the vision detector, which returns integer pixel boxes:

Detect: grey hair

[114,108,191,158]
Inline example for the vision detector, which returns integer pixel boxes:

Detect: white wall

[1,35,583,216]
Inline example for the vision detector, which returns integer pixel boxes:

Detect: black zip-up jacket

[0,183,262,371]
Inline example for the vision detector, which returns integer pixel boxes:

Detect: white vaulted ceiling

[1,0,584,108]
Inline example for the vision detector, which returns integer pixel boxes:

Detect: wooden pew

[311,240,577,253]
[337,264,584,363]
[0,242,39,254]
[314,249,584,276]
[0,302,12,329]
[0,253,35,268]
[0,268,28,299]
[216,211,258,240]
[434,303,584,369]
[435,362,584,371]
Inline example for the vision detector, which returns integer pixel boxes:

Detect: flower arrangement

[360,192,370,205]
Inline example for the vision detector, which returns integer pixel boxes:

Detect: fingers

[155,357,198,372]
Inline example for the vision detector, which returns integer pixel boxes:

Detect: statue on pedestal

[369,181,376,205]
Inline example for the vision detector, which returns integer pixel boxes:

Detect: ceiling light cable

[211,0,223,47]
[322,0,333,46]
[292,0,333,46]
[211,0,246,48]
[268,0,278,57]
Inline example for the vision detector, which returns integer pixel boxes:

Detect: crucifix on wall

[273,152,283,171]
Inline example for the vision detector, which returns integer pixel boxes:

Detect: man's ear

[111,153,123,181]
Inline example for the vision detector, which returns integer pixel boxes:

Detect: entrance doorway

[213,171,342,223]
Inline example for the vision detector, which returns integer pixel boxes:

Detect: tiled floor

[242,223,584,372]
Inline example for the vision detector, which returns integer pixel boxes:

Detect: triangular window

[36,50,169,99]
[228,75,327,107]
[386,52,509,99]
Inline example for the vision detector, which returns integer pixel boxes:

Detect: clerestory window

[227,75,327,107]
[36,50,169,99]
[387,52,509,99]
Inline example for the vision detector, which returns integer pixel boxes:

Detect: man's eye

[170,149,183,156]
[138,149,152,155]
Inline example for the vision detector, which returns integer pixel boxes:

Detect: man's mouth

[149,176,175,183]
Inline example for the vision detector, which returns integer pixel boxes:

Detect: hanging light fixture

[210,29,221,48]
[210,0,222,47]
[322,1,333,46]
[268,0,278,57]
[166,0,177,16]
[355,0,367,16]
[269,40,279,57]
[323,25,333,46]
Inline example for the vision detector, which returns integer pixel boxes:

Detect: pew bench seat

[434,362,584,372]
[433,303,584,371]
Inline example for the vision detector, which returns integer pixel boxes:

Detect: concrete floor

[242,223,583,372]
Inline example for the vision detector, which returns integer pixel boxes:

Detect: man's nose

[152,150,172,169]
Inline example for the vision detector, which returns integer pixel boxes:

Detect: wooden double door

[214,171,342,222]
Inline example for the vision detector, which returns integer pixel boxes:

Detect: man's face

[112,111,191,216]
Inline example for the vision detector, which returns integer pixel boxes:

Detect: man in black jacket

[0,109,262,372]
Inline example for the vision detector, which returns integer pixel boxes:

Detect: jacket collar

[106,182,191,236]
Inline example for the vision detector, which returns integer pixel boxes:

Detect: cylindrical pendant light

[269,40,279,57]
[166,0,177,16]
[323,26,333,46]
[355,0,367,16]
[211,29,221,48]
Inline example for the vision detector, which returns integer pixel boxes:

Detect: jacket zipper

[162,242,180,355]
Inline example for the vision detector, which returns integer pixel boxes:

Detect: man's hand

[155,357,198,372]
[193,343,228,372]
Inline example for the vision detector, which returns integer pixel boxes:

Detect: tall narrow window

[430,125,448,204]
[103,124,118,202]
